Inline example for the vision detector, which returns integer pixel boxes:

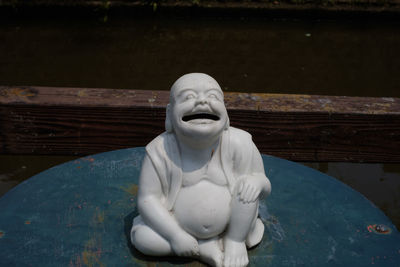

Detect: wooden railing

[1,86,399,162]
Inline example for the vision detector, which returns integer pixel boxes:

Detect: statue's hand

[237,175,265,203]
[170,231,200,257]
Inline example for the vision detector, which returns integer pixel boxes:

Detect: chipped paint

[69,254,83,267]
[122,184,139,196]
[0,231,4,238]
[81,237,106,267]
[77,90,88,98]
[94,210,105,224]
[111,93,123,98]
[374,103,391,108]
[79,157,95,163]
[367,224,392,235]
[382,97,395,102]
[224,91,400,115]
[0,87,37,100]
[256,93,311,99]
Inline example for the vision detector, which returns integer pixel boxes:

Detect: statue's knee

[130,225,142,248]
[131,225,172,256]
[131,227,148,254]
[132,226,155,255]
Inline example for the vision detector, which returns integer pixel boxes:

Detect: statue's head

[165,73,229,141]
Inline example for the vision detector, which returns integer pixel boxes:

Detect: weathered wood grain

[1,86,399,162]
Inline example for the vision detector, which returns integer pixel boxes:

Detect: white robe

[143,126,266,211]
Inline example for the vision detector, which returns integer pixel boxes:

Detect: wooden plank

[1,86,399,162]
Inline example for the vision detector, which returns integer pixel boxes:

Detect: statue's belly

[173,180,231,239]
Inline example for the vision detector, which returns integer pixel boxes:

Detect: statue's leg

[223,186,260,267]
[131,216,173,256]
[246,217,264,248]
[197,237,224,267]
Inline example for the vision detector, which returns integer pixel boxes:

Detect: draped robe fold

[138,126,266,212]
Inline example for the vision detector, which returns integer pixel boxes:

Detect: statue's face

[169,74,228,140]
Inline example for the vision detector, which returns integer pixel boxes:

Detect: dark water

[0,15,399,228]
[0,16,399,96]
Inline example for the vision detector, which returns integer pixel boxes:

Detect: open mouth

[182,113,220,122]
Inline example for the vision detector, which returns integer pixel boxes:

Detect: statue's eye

[208,93,222,101]
[186,94,195,100]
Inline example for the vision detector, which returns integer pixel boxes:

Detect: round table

[0,147,399,266]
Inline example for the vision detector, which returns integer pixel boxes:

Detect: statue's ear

[165,104,173,133]
[224,117,230,130]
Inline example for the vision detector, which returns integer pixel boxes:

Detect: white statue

[131,73,271,267]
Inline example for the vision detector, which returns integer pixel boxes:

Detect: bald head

[165,73,229,141]
[170,73,222,104]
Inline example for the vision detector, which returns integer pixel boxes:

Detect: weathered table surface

[0,147,399,266]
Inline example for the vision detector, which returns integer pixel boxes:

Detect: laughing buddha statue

[131,73,271,267]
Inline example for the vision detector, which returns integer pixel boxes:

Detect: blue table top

[0,147,399,266]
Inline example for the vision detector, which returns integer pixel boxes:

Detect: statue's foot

[246,218,264,248]
[223,239,248,267]
[198,238,224,267]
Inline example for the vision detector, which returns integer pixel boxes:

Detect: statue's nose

[196,96,208,105]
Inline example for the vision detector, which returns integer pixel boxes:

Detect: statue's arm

[137,155,200,256]
[249,142,271,198]
[236,142,271,203]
